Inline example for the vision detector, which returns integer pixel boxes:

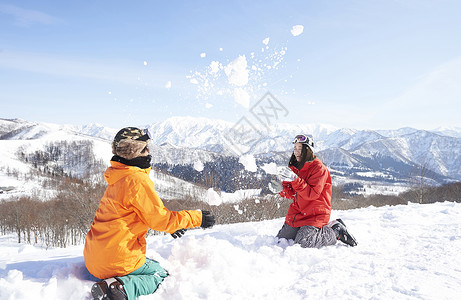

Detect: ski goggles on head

[293,134,308,144]
[136,128,152,142]
[292,134,314,148]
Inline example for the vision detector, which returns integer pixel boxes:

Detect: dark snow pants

[276,223,337,248]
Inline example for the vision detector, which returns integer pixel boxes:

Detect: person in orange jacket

[84,127,215,300]
[276,134,357,248]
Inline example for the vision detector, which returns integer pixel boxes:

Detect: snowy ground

[1,202,460,300]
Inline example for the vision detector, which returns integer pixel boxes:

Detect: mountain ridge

[1,117,461,194]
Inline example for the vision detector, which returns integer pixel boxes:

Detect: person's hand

[201,211,215,228]
[279,181,296,199]
[171,229,187,239]
[268,179,283,193]
[278,166,297,182]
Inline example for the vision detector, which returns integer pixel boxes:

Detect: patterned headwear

[112,127,151,160]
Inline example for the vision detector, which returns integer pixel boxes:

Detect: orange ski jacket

[84,161,202,279]
[279,158,332,228]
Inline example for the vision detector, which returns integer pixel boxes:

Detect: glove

[278,166,297,182]
[268,179,283,193]
[279,181,295,200]
[171,228,187,239]
[201,211,215,228]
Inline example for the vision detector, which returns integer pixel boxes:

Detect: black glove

[201,211,215,228]
[171,228,187,239]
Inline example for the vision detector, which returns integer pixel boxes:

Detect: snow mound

[1,202,460,299]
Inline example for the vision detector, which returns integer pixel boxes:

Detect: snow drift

[1,201,460,299]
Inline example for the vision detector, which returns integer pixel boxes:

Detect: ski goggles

[136,128,152,142]
[292,134,314,148]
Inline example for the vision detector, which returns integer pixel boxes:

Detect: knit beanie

[112,127,150,160]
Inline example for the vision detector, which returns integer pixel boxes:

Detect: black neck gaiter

[111,155,152,169]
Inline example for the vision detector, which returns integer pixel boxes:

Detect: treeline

[1,180,460,248]
[0,177,105,248]
[331,181,461,210]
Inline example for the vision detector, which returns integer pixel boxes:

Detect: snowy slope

[1,202,460,299]
[0,119,113,199]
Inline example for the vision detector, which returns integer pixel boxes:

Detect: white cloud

[0,50,175,86]
[0,4,62,26]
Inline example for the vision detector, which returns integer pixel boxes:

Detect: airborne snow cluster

[185,24,301,110]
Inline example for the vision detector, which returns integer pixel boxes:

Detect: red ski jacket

[279,158,332,228]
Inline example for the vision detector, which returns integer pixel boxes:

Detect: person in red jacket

[276,134,357,248]
[85,127,215,300]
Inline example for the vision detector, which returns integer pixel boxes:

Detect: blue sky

[1,0,460,130]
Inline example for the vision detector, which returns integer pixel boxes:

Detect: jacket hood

[104,161,151,185]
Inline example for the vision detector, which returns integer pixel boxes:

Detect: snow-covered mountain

[144,116,338,155]
[432,126,461,138]
[349,130,461,179]
[0,118,253,202]
[142,117,461,183]
[1,116,461,200]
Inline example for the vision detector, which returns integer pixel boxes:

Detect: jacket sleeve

[279,181,295,199]
[129,174,203,234]
[290,163,328,210]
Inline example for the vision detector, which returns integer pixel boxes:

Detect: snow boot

[109,278,128,300]
[91,280,111,300]
[331,219,357,247]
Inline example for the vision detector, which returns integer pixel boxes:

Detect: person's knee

[276,223,298,240]
[294,226,319,248]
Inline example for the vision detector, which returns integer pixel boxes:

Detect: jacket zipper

[292,193,299,226]
[292,212,299,227]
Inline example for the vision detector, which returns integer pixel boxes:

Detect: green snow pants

[117,258,168,300]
